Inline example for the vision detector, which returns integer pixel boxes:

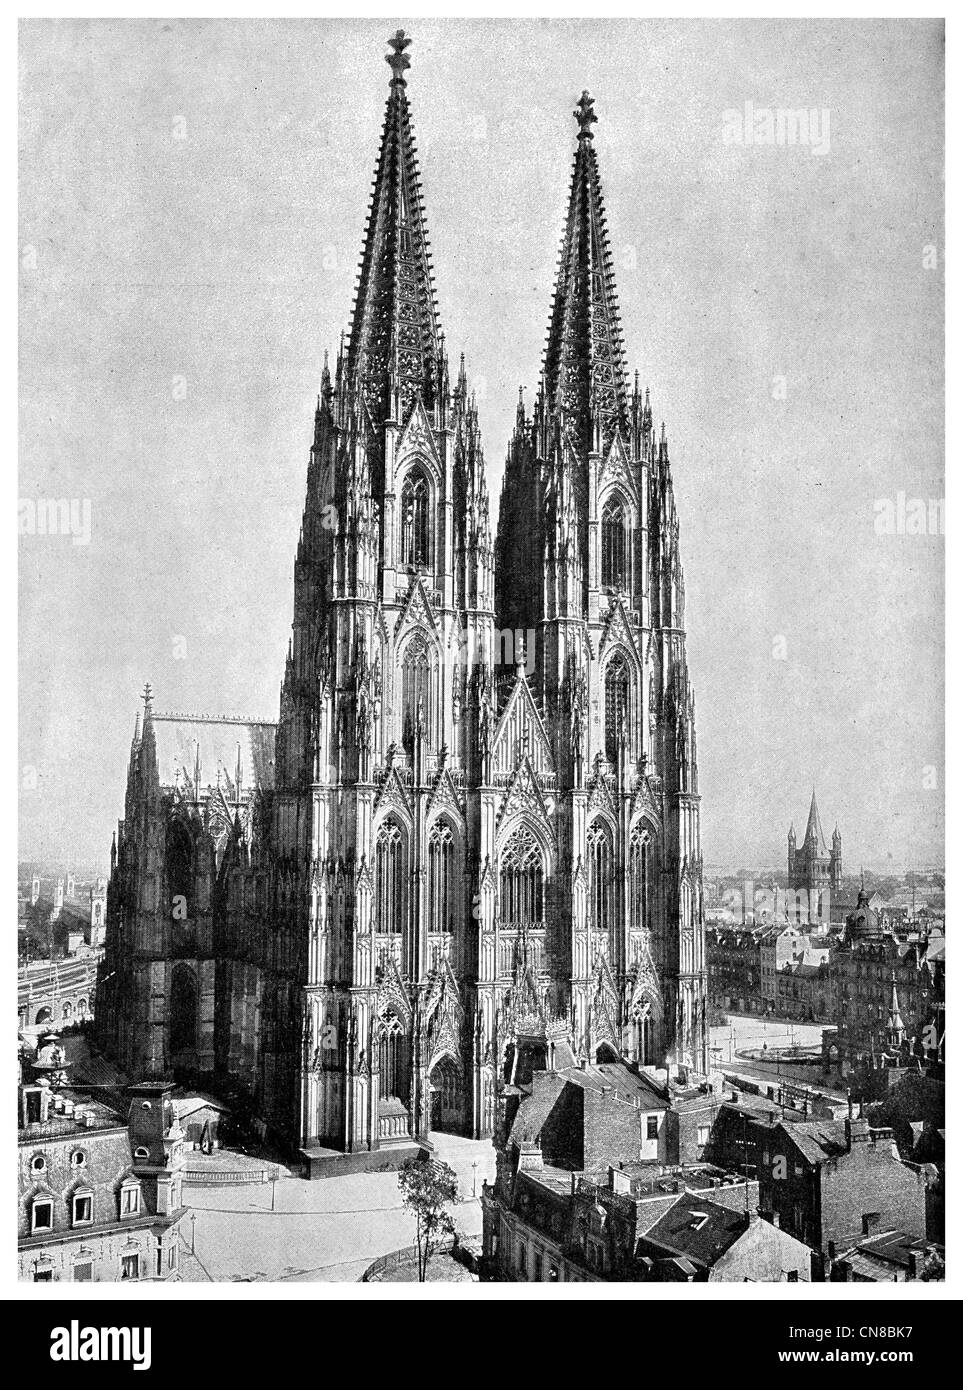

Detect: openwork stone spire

[346,30,441,417]
[542,91,629,447]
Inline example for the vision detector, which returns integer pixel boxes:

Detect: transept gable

[491,675,554,778]
[629,776,661,828]
[599,598,642,668]
[495,758,554,838]
[373,765,413,820]
[628,935,663,1016]
[427,767,466,824]
[502,949,546,1038]
[394,574,441,643]
[589,950,621,1053]
[375,950,412,1025]
[394,393,441,478]
[587,767,617,819]
[598,431,638,508]
[425,957,465,1072]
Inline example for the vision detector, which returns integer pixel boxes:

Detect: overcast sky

[19,17,943,872]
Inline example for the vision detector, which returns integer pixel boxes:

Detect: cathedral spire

[346,29,441,419]
[541,90,628,449]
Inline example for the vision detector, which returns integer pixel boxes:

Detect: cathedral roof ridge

[153,711,277,728]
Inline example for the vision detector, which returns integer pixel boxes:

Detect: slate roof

[557,1061,668,1111]
[639,1193,749,1268]
[780,1119,849,1165]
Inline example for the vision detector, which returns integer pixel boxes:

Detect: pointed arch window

[401,470,431,570]
[604,654,630,762]
[375,819,406,935]
[170,963,198,1054]
[499,826,543,927]
[166,820,193,915]
[428,820,457,937]
[379,1007,409,1104]
[629,823,648,934]
[601,497,628,590]
[587,821,614,937]
[401,641,431,754]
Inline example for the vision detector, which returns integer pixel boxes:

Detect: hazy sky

[19,17,944,871]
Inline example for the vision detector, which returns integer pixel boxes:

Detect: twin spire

[542,89,630,449]
[345,36,628,444]
[346,29,441,418]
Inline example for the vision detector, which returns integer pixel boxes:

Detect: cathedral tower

[99,43,712,1166]
[274,30,497,1158]
[494,92,708,1073]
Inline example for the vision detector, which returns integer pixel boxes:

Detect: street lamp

[471,1160,478,1198]
[190,1212,197,1255]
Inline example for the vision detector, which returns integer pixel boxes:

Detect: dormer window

[31,1198,53,1233]
[71,1191,93,1226]
[119,1180,141,1217]
[133,1146,150,1162]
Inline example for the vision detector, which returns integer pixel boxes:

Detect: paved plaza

[179,1132,496,1284]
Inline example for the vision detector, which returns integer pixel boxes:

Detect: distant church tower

[788,789,842,903]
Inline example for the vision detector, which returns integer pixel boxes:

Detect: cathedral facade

[96,31,708,1164]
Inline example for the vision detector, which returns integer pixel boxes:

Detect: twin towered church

[97,31,709,1166]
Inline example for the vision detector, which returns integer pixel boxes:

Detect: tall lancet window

[428,820,456,937]
[601,497,628,590]
[604,654,630,763]
[375,818,406,935]
[499,825,543,927]
[401,641,431,754]
[587,821,613,937]
[401,471,431,570]
[629,823,648,933]
[378,1008,409,1104]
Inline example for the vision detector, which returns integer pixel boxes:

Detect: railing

[182,1168,271,1186]
[378,1112,411,1141]
[20,1114,118,1139]
[360,1235,458,1282]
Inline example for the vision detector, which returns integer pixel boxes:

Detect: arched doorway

[429,1055,461,1133]
[35,1007,52,1025]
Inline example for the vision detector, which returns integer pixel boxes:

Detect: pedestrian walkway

[182,1132,496,1283]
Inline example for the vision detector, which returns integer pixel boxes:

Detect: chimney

[908,1250,923,1280]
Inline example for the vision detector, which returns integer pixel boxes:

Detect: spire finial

[575,90,597,140]
[142,682,153,714]
[386,28,412,84]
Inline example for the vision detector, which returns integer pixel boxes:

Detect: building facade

[18,1048,186,1283]
[97,32,708,1165]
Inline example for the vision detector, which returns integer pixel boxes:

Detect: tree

[397,1156,459,1282]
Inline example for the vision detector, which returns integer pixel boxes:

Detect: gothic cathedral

[97,32,708,1165]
